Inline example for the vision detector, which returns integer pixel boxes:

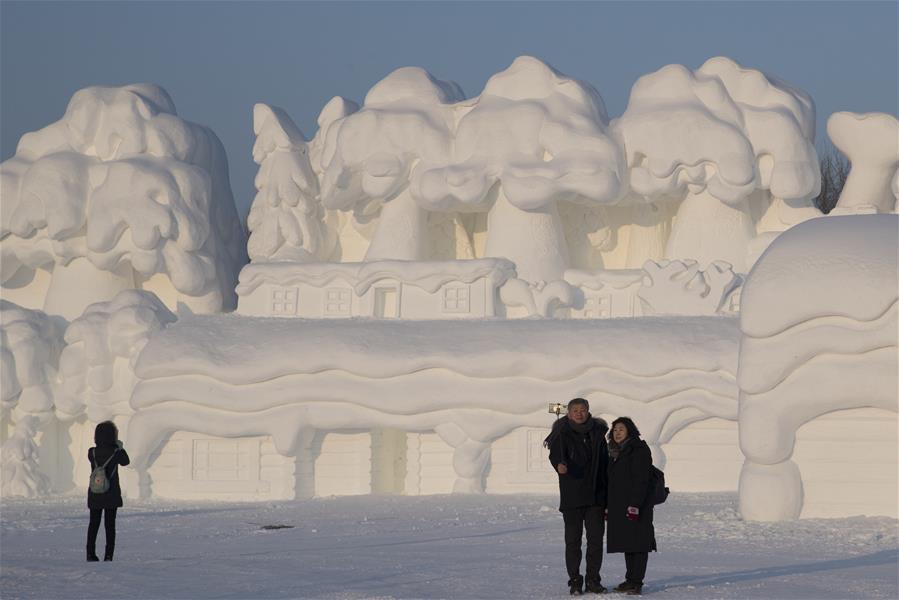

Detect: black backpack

[649,465,670,505]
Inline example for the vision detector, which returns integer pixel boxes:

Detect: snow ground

[1,492,896,600]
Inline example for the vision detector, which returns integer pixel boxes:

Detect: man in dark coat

[545,398,609,595]
[606,417,656,595]
[87,420,130,562]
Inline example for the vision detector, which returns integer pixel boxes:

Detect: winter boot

[585,579,607,594]
[86,547,99,562]
[103,546,114,562]
[613,581,636,593]
[625,584,643,595]
[568,576,584,596]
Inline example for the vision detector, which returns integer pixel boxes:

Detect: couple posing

[545,398,657,596]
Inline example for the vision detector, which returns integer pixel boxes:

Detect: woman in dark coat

[87,420,130,562]
[606,417,656,595]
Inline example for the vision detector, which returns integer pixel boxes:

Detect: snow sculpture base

[738,460,803,521]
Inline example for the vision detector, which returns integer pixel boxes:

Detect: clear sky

[2,1,897,218]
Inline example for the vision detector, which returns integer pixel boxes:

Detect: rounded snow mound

[740,214,899,337]
[364,67,465,106]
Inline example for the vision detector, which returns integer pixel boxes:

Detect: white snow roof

[236,258,517,297]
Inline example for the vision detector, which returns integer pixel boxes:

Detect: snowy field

[1,492,896,600]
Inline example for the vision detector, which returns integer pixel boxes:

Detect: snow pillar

[739,460,803,521]
[292,428,316,500]
[485,190,570,283]
[434,422,490,494]
[44,258,135,320]
[665,190,755,273]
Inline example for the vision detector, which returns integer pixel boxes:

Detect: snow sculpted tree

[827,112,899,213]
[247,104,336,262]
[320,68,464,260]
[613,57,821,273]
[413,56,626,283]
[55,290,177,423]
[0,301,65,422]
[0,84,247,319]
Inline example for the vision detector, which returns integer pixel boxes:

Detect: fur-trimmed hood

[543,414,609,448]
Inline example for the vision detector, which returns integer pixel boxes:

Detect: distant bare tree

[815,144,850,213]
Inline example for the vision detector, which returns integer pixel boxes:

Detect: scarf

[569,417,596,435]
[609,436,630,461]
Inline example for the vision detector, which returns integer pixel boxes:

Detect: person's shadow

[651,548,898,592]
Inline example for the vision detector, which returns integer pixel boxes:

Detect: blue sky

[2,1,897,218]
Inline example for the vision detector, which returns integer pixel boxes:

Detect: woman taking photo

[606,417,656,595]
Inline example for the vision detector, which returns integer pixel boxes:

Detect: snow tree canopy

[827,111,899,213]
[55,290,177,422]
[0,84,247,319]
[319,67,464,261]
[247,104,336,262]
[613,57,821,272]
[412,56,626,282]
[0,301,64,420]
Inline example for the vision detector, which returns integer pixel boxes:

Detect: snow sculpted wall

[126,315,739,496]
[0,84,247,318]
[737,215,898,520]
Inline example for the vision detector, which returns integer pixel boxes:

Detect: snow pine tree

[247,104,336,263]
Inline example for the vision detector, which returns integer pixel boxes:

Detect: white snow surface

[739,215,898,338]
[1,493,896,599]
[134,314,739,383]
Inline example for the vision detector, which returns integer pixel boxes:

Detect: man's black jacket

[546,416,609,511]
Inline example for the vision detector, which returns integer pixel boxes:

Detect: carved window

[324,288,352,316]
[270,287,298,316]
[583,294,610,318]
[442,285,470,313]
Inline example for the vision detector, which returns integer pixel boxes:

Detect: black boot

[585,579,607,594]
[103,547,114,562]
[568,576,584,596]
[86,547,99,562]
[613,582,636,593]
[625,584,643,595]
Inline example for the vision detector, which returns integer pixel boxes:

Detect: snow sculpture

[0,84,247,319]
[737,215,898,520]
[235,258,515,319]
[247,104,336,262]
[498,278,577,318]
[320,68,464,261]
[124,314,739,497]
[55,290,177,422]
[0,301,64,422]
[637,260,741,316]
[413,56,626,283]
[613,57,821,273]
[0,416,51,497]
[827,112,899,213]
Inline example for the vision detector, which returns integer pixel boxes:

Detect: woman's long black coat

[606,438,657,553]
[87,444,130,510]
[547,417,609,511]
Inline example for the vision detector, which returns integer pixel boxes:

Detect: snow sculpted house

[1,58,896,521]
